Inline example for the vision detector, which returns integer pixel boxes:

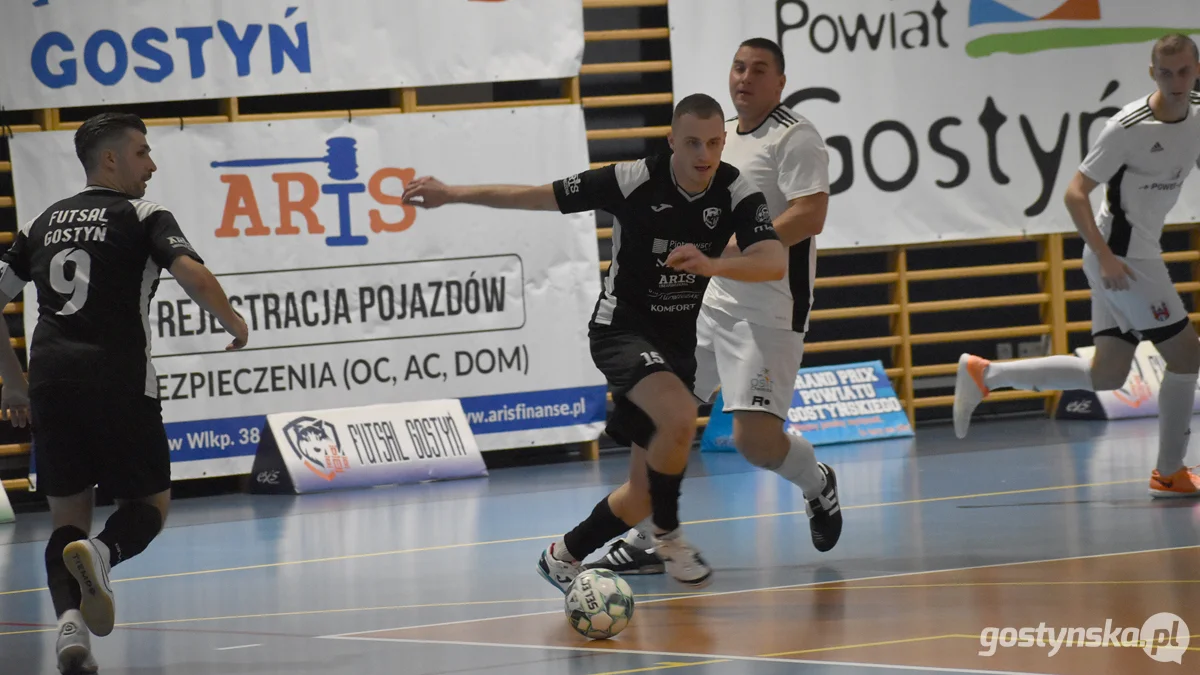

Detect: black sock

[46,526,87,618]
[647,467,684,533]
[562,495,633,561]
[95,502,163,567]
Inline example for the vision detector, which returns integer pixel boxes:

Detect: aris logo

[210,136,417,247]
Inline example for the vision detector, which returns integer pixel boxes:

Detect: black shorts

[589,323,696,448]
[31,386,172,499]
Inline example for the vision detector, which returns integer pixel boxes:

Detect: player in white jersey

[954,34,1200,498]
[587,38,843,576]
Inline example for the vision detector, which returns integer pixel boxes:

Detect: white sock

[58,609,83,629]
[551,539,577,563]
[1156,370,1197,476]
[772,435,826,499]
[984,356,1094,392]
[623,518,654,551]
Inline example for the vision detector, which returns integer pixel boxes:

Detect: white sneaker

[56,612,99,674]
[653,528,712,588]
[536,542,582,594]
[953,353,991,439]
[63,539,115,637]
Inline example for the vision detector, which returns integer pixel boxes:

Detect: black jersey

[553,154,777,347]
[0,186,204,397]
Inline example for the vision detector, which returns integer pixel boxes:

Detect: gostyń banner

[1,0,583,110]
[668,0,1200,248]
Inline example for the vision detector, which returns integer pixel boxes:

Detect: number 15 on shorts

[641,352,664,366]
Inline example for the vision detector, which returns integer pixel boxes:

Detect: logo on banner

[1113,368,1154,408]
[210,136,417,247]
[967,1,1200,58]
[968,0,1100,27]
[1065,399,1092,414]
[282,416,350,481]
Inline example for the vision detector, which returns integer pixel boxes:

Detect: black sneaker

[807,462,842,552]
[583,540,665,575]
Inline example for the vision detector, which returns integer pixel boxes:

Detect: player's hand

[1099,252,1136,291]
[225,310,249,351]
[665,244,717,277]
[1,374,30,428]
[402,176,454,209]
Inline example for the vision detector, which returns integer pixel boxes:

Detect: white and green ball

[564,569,636,639]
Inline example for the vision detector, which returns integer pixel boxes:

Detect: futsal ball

[564,569,635,640]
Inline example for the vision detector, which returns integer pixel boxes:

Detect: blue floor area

[2,415,1198,674]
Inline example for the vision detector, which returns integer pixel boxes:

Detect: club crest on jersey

[702,207,721,229]
[283,416,350,481]
[1152,302,1171,322]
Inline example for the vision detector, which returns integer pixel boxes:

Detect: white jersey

[702,105,830,333]
[1078,93,1200,259]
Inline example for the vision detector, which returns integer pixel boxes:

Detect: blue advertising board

[700,360,913,451]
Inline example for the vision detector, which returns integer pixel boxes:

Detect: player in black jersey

[0,113,248,674]
[402,94,785,590]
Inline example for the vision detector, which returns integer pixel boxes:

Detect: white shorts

[693,304,805,421]
[1083,249,1188,342]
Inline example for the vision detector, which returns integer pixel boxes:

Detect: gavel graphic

[209,137,359,180]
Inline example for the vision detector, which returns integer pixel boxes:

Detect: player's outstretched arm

[402,176,558,211]
[169,257,249,350]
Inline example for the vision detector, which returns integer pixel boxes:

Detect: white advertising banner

[0,0,583,110]
[11,105,607,481]
[249,399,487,494]
[1058,341,1200,420]
[668,0,1200,249]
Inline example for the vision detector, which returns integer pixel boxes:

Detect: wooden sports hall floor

[2,415,1198,674]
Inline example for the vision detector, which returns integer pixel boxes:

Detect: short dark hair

[739,37,785,74]
[1152,33,1199,66]
[74,112,147,172]
[672,93,724,125]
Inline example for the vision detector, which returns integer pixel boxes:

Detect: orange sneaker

[1149,468,1200,499]
[953,354,991,439]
